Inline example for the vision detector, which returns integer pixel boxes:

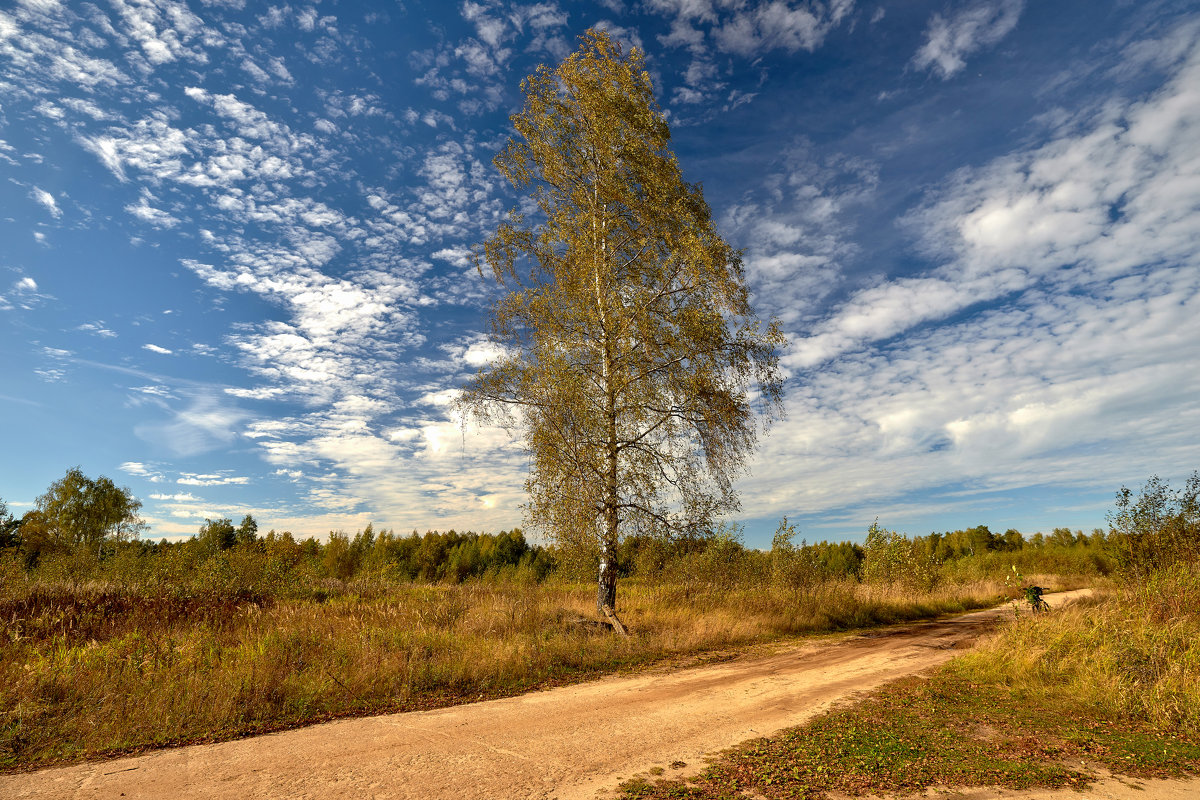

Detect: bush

[1108,472,1199,580]
[861,521,939,592]
[770,517,820,589]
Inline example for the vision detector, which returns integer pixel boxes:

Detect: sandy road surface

[4,591,1095,800]
[888,774,1200,800]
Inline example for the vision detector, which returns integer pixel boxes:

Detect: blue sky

[1,0,1197,547]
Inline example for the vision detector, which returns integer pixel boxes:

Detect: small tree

[861,521,939,592]
[198,518,236,554]
[34,467,145,554]
[459,30,784,627]
[1108,472,1200,578]
[770,516,817,588]
[235,514,259,547]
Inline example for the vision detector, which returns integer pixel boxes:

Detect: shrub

[861,521,939,592]
[1107,472,1199,580]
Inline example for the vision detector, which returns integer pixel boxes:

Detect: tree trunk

[596,551,628,635]
[596,552,617,615]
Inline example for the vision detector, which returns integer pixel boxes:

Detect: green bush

[862,521,939,592]
[1108,472,1199,580]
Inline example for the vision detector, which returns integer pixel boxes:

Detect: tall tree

[34,467,145,552]
[459,30,784,626]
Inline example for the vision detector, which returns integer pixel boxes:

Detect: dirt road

[3,590,1093,800]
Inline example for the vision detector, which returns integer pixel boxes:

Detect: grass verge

[621,565,1200,799]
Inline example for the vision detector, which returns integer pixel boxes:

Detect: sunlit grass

[0,575,1008,772]
[620,564,1200,799]
[950,562,1200,734]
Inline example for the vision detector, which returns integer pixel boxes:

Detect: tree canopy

[460,29,784,620]
[27,467,144,551]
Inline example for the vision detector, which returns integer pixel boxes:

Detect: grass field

[0,571,1025,773]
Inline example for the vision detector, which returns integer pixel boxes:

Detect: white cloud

[126,189,179,227]
[34,368,66,382]
[0,0,536,537]
[417,389,459,407]
[297,7,317,31]
[131,384,173,397]
[120,461,165,482]
[177,472,250,486]
[0,9,129,91]
[225,386,286,400]
[746,268,1200,525]
[108,0,211,66]
[440,335,507,370]
[35,100,64,119]
[723,141,877,331]
[268,56,293,82]
[78,321,117,337]
[135,392,249,457]
[16,0,63,15]
[60,97,112,120]
[149,492,200,501]
[240,57,270,84]
[711,0,853,56]
[80,116,192,184]
[912,0,1024,79]
[80,136,127,181]
[30,186,61,217]
[514,2,567,32]
[645,0,715,22]
[799,33,1200,366]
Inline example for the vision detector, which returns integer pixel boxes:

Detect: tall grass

[952,472,1200,734]
[951,562,1200,734]
[937,546,1114,586]
[1,570,1006,772]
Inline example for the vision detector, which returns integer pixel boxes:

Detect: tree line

[0,466,1163,595]
[4,467,1193,594]
[0,468,553,587]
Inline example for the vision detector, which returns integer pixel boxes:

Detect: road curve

[2,590,1092,800]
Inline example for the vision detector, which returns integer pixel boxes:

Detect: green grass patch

[622,673,1199,799]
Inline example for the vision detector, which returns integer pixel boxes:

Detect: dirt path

[4,590,1094,800]
[870,774,1200,800]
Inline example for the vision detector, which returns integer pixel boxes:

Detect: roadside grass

[0,574,1012,773]
[620,565,1200,799]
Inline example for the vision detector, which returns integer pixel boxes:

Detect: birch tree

[460,29,784,628]
[32,467,145,554]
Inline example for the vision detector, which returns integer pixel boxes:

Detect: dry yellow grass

[951,562,1200,734]
[1,576,1007,772]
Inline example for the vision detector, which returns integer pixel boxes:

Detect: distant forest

[1,468,1118,594]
